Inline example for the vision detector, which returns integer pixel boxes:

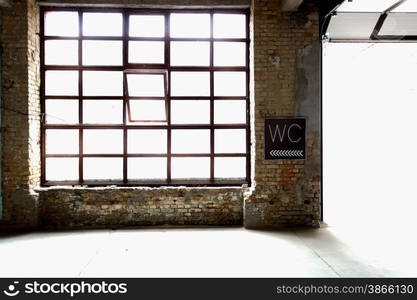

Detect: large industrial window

[41,8,250,186]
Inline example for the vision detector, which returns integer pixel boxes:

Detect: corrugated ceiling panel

[327,13,380,40]
[379,13,417,35]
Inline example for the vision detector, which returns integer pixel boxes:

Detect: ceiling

[325,0,417,41]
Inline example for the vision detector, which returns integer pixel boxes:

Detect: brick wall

[0,0,321,230]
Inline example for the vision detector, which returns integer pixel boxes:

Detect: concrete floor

[0,225,415,277]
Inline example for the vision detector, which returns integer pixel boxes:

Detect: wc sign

[265,118,306,160]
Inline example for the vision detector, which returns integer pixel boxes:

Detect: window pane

[215,129,246,153]
[45,71,78,96]
[171,100,210,124]
[171,42,210,66]
[128,100,166,122]
[128,130,167,154]
[128,41,165,64]
[129,15,165,37]
[83,13,122,36]
[213,14,246,38]
[46,158,79,181]
[46,100,78,124]
[44,11,78,37]
[83,41,122,66]
[46,129,79,154]
[214,42,246,66]
[127,74,165,97]
[215,157,246,179]
[171,72,210,96]
[83,71,123,96]
[214,100,246,124]
[83,100,123,124]
[83,129,123,154]
[172,130,210,154]
[171,157,210,179]
[170,13,210,38]
[84,158,123,181]
[214,72,246,96]
[45,40,78,65]
[128,158,167,180]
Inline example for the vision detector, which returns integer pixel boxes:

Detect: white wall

[323,42,417,229]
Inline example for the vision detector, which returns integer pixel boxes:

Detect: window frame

[40,7,251,187]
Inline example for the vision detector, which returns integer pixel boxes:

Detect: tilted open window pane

[45,40,78,65]
[84,158,123,181]
[45,100,78,124]
[214,42,246,66]
[215,157,246,179]
[171,42,210,66]
[171,157,210,180]
[128,41,165,64]
[170,13,210,38]
[46,129,79,154]
[129,15,165,37]
[128,130,167,154]
[44,11,79,37]
[45,71,78,96]
[171,100,210,124]
[214,72,246,96]
[128,158,167,180]
[83,71,123,96]
[83,129,124,154]
[83,13,123,36]
[171,72,210,96]
[83,100,123,124]
[213,14,246,38]
[83,41,123,66]
[172,129,210,154]
[215,129,246,153]
[214,100,246,124]
[126,73,166,97]
[46,158,79,181]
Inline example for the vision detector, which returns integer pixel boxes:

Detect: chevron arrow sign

[265,118,306,160]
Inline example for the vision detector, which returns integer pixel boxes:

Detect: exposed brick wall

[0,0,321,230]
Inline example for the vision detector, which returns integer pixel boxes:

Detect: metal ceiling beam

[281,0,304,12]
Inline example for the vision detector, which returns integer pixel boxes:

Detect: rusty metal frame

[40,7,251,187]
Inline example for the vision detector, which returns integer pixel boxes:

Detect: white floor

[1,224,415,278]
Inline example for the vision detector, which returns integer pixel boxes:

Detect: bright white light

[44,11,78,37]
[171,72,210,96]
[337,0,400,12]
[171,130,210,154]
[171,100,210,124]
[45,71,78,96]
[129,41,165,64]
[83,71,123,96]
[214,100,246,124]
[215,129,246,153]
[214,42,246,66]
[127,74,165,97]
[46,100,78,124]
[45,40,78,65]
[129,15,165,37]
[392,0,417,12]
[46,130,79,154]
[171,157,210,179]
[83,41,123,66]
[215,157,246,179]
[83,158,123,181]
[170,13,210,38]
[128,158,167,180]
[128,130,167,154]
[171,42,210,66]
[83,129,123,154]
[213,14,246,38]
[46,158,78,181]
[83,100,123,124]
[83,13,123,36]
[214,72,246,96]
